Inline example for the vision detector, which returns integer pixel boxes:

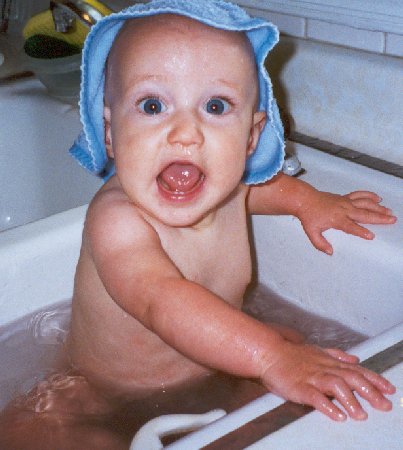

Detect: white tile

[271,37,403,166]
[244,7,306,38]
[307,19,384,53]
[385,33,403,57]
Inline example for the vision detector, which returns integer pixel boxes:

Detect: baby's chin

[137,192,215,229]
[153,205,216,229]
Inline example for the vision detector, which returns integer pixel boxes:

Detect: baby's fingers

[312,369,395,420]
[337,220,375,240]
[347,208,397,227]
[347,372,393,412]
[355,366,396,395]
[298,386,347,421]
[324,348,359,363]
[294,381,365,421]
[345,192,397,224]
[307,231,333,255]
[351,198,394,215]
[345,191,382,202]
[315,375,368,420]
[324,348,395,396]
[350,199,396,219]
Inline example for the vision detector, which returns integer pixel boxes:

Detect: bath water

[0,284,367,448]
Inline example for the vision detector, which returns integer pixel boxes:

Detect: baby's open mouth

[157,162,205,200]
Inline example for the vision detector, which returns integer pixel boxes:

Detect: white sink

[0,77,101,231]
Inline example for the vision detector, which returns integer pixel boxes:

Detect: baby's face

[104,15,265,227]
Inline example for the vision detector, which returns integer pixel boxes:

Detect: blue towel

[69,0,284,184]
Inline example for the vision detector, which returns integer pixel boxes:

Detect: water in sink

[0,284,366,448]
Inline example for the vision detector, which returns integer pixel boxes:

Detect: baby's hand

[297,190,397,254]
[260,341,396,421]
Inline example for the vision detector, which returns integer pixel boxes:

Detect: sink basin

[0,77,100,231]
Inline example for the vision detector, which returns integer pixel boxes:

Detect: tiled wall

[247,9,403,57]
[238,3,403,166]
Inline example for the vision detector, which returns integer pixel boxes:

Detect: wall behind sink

[238,1,403,166]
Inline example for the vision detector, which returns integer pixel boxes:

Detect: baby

[0,1,397,448]
[67,0,396,419]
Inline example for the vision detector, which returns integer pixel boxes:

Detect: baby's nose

[167,111,204,148]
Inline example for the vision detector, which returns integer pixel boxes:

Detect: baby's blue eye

[205,98,230,115]
[139,97,166,115]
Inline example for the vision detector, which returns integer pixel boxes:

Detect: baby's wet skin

[73,7,397,430]
[259,341,396,421]
[103,14,264,229]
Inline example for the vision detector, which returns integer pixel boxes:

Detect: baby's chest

[163,220,252,304]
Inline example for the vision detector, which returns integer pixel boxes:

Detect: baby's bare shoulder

[84,180,160,257]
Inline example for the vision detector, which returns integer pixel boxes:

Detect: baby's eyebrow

[128,74,169,84]
[210,78,246,96]
[213,78,238,88]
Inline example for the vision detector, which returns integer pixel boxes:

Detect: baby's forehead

[110,14,255,64]
[105,14,259,105]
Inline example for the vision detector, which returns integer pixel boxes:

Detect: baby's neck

[189,210,217,230]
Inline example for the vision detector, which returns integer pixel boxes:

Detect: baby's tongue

[159,163,202,193]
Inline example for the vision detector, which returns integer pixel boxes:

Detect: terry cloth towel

[69,0,285,184]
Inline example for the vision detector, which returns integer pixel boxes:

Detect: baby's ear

[247,111,266,156]
[104,106,114,158]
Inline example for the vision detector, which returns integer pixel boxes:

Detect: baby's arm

[86,189,395,421]
[247,172,396,254]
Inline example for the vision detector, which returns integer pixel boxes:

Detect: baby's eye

[205,98,230,115]
[138,97,166,115]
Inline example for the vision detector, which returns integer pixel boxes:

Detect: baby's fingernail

[356,410,368,420]
[349,405,368,420]
[366,231,375,239]
[336,412,347,421]
[386,383,396,394]
[379,398,393,411]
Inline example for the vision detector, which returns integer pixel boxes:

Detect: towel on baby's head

[69,0,285,184]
